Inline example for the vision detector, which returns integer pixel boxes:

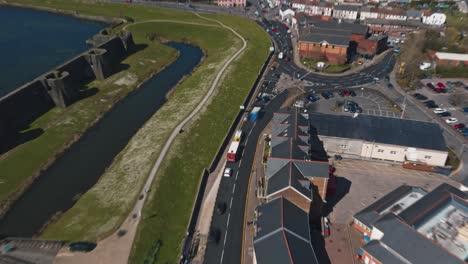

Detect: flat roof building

[353,183,467,264]
[308,113,448,166]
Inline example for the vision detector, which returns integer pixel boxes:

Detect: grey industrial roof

[254,197,319,264]
[365,18,424,27]
[354,185,426,228]
[308,113,447,151]
[398,183,467,226]
[371,214,464,264]
[298,17,368,46]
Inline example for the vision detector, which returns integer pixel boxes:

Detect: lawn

[5,1,271,263]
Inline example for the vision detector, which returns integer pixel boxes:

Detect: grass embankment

[0,1,181,206]
[7,1,271,263]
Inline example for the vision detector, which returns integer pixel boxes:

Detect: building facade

[332,5,360,20]
[217,0,246,7]
[422,12,446,25]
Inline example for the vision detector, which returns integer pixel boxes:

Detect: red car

[437,82,446,89]
[343,90,351,96]
[433,88,442,93]
[272,28,278,33]
[454,123,465,129]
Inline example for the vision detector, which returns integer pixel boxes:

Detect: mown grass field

[6,1,271,263]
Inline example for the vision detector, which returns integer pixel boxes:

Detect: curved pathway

[55,13,247,264]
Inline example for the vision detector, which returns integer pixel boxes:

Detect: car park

[223,167,232,177]
[433,108,447,114]
[413,93,428,100]
[446,118,458,124]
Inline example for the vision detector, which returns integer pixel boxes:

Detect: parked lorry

[227,141,239,162]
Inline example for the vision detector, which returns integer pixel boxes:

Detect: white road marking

[230,197,234,208]
[227,213,231,228]
[232,183,236,194]
[235,171,239,180]
[220,249,225,264]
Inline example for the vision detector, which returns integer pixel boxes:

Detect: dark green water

[0,7,104,97]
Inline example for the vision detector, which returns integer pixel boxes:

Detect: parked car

[437,82,446,89]
[424,101,439,108]
[437,112,451,117]
[427,83,435,89]
[68,242,97,253]
[462,127,468,137]
[349,90,357,97]
[454,123,465,130]
[433,108,447,114]
[413,93,427,100]
[387,83,394,89]
[209,228,221,244]
[463,107,468,113]
[307,94,320,102]
[446,118,458,124]
[223,167,232,177]
[321,91,334,99]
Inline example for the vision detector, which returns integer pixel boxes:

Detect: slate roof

[369,214,464,264]
[398,183,468,226]
[361,240,407,264]
[297,17,368,46]
[308,113,447,151]
[254,197,319,264]
[334,4,360,11]
[354,185,427,228]
[407,9,423,18]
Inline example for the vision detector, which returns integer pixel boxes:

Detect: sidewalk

[242,125,270,264]
[290,26,392,77]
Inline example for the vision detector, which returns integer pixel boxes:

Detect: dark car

[437,112,451,117]
[68,242,97,253]
[209,228,221,244]
[216,202,227,215]
[413,93,428,100]
[307,94,320,102]
[321,91,334,99]
[464,107,468,113]
[349,90,357,97]
[387,83,394,89]
[426,83,435,89]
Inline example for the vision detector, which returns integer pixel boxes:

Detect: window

[332,45,335,49]
[390,151,397,154]
[377,149,384,153]
[313,43,316,47]
[325,44,329,48]
[340,144,348,150]
[425,155,432,159]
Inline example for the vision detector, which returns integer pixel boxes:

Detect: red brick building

[429,50,468,67]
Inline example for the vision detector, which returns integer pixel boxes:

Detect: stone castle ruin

[0,29,135,149]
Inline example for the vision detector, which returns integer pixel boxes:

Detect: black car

[387,83,394,89]
[216,202,227,215]
[426,103,439,109]
[209,228,221,244]
[437,112,451,117]
[349,90,357,97]
[68,242,97,252]
[321,91,334,99]
[413,93,428,100]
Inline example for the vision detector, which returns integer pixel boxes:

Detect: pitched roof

[254,197,319,264]
[308,113,447,151]
[361,240,407,264]
[354,185,427,228]
[334,4,360,11]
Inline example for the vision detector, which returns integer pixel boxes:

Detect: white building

[332,4,360,20]
[279,6,296,21]
[422,12,446,26]
[308,113,448,167]
[377,8,407,20]
[360,7,379,20]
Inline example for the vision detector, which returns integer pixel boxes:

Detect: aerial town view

[0,0,467,263]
